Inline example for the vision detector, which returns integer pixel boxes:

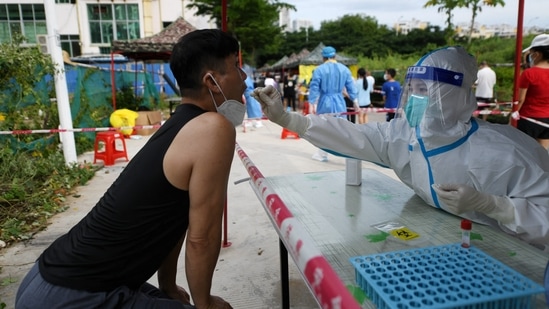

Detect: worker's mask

[397,65,464,127]
[404,94,429,127]
[207,73,246,127]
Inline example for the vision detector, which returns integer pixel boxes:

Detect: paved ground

[0,112,397,308]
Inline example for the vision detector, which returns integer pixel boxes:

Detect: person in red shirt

[513,34,549,150]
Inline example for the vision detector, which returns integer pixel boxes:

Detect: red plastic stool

[281,127,299,139]
[93,131,129,166]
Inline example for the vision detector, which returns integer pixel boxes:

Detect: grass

[0,147,97,247]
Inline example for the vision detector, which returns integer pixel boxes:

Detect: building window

[61,34,81,57]
[87,3,140,45]
[55,0,76,3]
[98,46,111,54]
[0,3,46,44]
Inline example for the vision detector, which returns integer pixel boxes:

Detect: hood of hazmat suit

[395,46,478,149]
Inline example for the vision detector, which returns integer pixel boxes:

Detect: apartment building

[0,0,213,57]
[394,18,429,35]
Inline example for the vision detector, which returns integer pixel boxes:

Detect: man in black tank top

[16,29,246,309]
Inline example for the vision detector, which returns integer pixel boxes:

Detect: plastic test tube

[461,219,472,248]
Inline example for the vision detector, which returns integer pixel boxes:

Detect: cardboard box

[135,111,162,136]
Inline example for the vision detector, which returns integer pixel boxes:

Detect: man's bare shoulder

[187,112,235,139]
[163,111,235,190]
[171,111,235,153]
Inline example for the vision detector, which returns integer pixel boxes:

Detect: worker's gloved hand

[432,184,515,224]
[511,111,520,120]
[251,85,309,135]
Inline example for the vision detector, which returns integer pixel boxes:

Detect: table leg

[279,238,289,309]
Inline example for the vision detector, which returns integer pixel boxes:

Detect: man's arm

[186,113,234,309]
[511,88,528,121]
[157,235,190,303]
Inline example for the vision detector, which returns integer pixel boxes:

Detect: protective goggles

[405,66,464,87]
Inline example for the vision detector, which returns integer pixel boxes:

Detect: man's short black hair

[170,29,239,94]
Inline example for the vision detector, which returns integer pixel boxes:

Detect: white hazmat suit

[252,46,549,250]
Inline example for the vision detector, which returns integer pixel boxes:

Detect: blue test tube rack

[350,243,544,309]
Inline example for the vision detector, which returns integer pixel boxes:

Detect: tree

[423,0,460,42]
[280,28,319,56]
[0,34,55,103]
[317,14,386,58]
[0,34,56,131]
[390,27,447,56]
[462,0,505,46]
[187,0,294,66]
[263,14,448,69]
[0,34,64,155]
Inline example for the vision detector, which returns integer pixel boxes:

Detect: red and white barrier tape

[312,108,396,118]
[356,107,396,113]
[472,110,510,116]
[476,101,515,107]
[326,107,512,117]
[4,105,537,136]
[0,124,162,135]
[235,143,361,309]
[518,116,549,129]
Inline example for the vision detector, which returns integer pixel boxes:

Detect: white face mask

[207,73,246,127]
[383,74,390,81]
[528,53,536,67]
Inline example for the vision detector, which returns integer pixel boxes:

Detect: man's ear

[203,72,220,93]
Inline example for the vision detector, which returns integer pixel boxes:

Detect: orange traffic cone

[281,127,299,139]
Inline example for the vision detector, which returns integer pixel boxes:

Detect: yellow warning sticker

[389,227,419,241]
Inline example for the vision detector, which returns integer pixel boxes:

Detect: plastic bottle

[461,219,472,248]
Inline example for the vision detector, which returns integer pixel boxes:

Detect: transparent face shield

[396,66,464,127]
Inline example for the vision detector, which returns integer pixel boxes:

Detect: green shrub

[0,147,97,246]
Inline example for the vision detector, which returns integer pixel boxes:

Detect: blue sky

[289,0,549,30]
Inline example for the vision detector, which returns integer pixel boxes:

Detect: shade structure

[269,55,289,71]
[299,43,357,66]
[111,17,197,61]
[284,48,311,69]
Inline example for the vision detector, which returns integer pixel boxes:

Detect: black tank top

[39,104,207,292]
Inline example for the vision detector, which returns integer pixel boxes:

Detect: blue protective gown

[308,60,357,114]
[244,76,263,119]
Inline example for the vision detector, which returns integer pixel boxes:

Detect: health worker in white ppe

[252,46,549,250]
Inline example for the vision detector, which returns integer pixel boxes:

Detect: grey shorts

[16,262,196,309]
